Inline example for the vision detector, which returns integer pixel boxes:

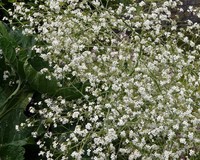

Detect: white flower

[11,0,200,159]
[105,103,111,108]
[179,138,186,144]
[139,1,145,7]
[31,132,37,138]
[120,131,126,137]
[164,150,172,160]
[29,107,35,113]
[60,99,65,104]
[188,132,193,140]
[3,71,10,80]
[92,0,100,7]
[15,125,20,131]
[0,49,3,59]
[85,123,92,130]
[168,130,175,140]
[189,149,195,156]
[60,143,66,152]
[183,37,189,43]
[72,111,80,118]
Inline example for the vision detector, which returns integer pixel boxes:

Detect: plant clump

[1,0,200,159]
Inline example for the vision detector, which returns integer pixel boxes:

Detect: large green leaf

[0,78,22,119]
[0,145,25,160]
[55,87,83,100]
[55,81,89,100]
[0,86,8,113]
[24,60,58,95]
[0,90,33,142]
[0,22,36,80]
[24,58,90,100]
[0,22,19,76]
[0,37,18,68]
[0,21,9,38]
[28,55,50,71]
[9,28,35,60]
[0,88,33,160]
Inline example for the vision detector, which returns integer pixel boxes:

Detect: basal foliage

[1,0,200,159]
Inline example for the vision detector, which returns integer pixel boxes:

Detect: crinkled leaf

[0,89,33,160]
[9,29,35,60]
[0,22,36,80]
[0,90,33,144]
[24,60,58,95]
[0,22,18,70]
[0,38,18,67]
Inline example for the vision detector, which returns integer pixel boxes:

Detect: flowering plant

[0,0,200,159]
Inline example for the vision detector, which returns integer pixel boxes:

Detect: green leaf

[55,87,83,100]
[0,78,22,119]
[8,0,17,3]
[0,90,33,143]
[24,60,58,95]
[0,87,33,160]
[0,22,18,70]
[0,86,7,105]
[0,38,17,64]
[0,22,36,80]
[9,29,35,60]
[0,21,9,38]
[28,55,50,71]
[55,81,89,100]
[0,145,25,160]
[0,55,7,84]
[0,89,33,160]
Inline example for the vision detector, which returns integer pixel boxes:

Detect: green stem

[0,79,21,120]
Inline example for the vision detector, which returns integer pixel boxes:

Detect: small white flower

[72,111,80,118]
[60,99,65,104]
[180,138,186,144]
[31,132,37,138]
[189,149,195,156]
[60,143,66,152]
[183,37,189,43]
[139,1,145,7]
[92,0,100,7]
[188,132,193,140]
[3,71,10,80]
[0,49,3,59]
[85,123,92,130]
[15,125,20,131]
[29,107,35,113]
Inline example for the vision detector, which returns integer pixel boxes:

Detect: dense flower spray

[7,0,200,159]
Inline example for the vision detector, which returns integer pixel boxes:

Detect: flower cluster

[9,0,200,159]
